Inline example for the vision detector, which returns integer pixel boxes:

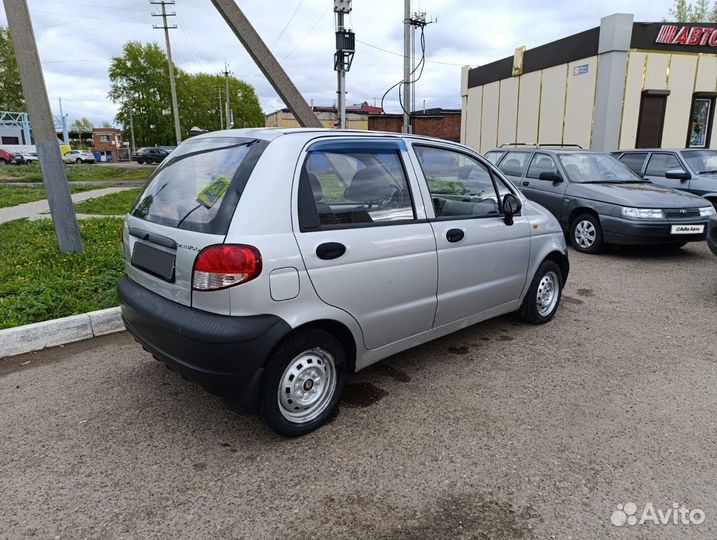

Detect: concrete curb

[0,307,125,359]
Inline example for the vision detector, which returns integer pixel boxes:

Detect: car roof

[190,127,463,146]
[616,148,712,152]
[489,146,599,155]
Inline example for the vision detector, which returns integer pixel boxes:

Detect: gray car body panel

[123,129,568,373]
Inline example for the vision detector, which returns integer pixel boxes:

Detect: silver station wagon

[119,129,569,436]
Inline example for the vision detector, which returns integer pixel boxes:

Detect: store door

[636,93,668,148]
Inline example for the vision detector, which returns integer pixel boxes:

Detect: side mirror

[502,193,522,226]
[538,171,563,182]
[665,168,691,181]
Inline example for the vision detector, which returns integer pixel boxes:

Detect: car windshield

[682,150,717,174]
[557,152,646,183]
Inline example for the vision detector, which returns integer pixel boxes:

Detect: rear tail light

[192,244,262,291]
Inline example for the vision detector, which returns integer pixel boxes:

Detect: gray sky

[0,0,674,125]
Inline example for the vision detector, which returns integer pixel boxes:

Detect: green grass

[0,163,151,183]
[74,188,142,215]
[0,218,124,330]
[314,173,347,202]
[0,185,99,209]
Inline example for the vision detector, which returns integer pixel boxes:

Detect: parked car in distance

[131,147,169,164]
[63,149,96,164]
[492,147,716,253]
[0,148,18,165]
[613,149,717,207]
[14,152,38,165]
[119,128,570,436]
[707,214,717,256]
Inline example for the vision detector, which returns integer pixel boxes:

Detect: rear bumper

[118,276,291,413]
[601,216,708,245]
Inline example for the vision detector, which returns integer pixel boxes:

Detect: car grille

[664,208,700,219]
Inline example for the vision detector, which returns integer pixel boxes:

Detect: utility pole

[218,88,224,130]
[3,0,83,253]
[222,63,233,128]
[210,0,322,128]
[403,0,411,133]
[58,98,69,144]
[334,1,354,129]
[129,110,136,154]
[151,0,182,145]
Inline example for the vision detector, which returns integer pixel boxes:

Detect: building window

[687,96,714,148]
[99,134,111,143]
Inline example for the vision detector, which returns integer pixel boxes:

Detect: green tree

[669,0,717,21]
[71,117,94,132]
[109,41,182,147]
[100,120,113,128]
[0,26,25,111]
[109,41,264,146]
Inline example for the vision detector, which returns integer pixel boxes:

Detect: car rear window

[130,137,267,234]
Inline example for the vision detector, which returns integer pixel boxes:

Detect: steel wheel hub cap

[575,220,596,248]
[536,270,560,317]
[278,348,336,424]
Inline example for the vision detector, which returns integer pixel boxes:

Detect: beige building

[265,106,368,130]
[461,14,717,153]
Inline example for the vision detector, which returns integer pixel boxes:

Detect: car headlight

[621,207,665,219]
[699,206,716,217]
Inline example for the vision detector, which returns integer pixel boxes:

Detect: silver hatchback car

[119,129,569,436]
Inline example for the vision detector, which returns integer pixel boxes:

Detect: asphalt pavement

[1,243,715,539]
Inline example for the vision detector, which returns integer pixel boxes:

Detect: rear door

[123,136,267,311]
[409,143,530,326]
[293,138,438,350]
[496,150,531,194]
[522,152,568,218]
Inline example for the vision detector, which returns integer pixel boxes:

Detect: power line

[356,38,465,67]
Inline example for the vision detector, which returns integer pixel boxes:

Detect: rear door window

[498,151,530,176]
[618,152,648,173]
[131,137,267,234]
[298,140,416,230]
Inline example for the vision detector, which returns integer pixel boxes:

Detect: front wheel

[75,158,82,164]
[259,329,347,437]
[571,214,604,254]
[519,260,563,324]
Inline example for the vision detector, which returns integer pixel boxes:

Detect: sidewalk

[0,187,133,225]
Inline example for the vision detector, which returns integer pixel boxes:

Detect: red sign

[656,25,717,47]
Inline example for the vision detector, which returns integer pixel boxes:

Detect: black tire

[137,159,144,164]
[259,328,348,437]
[75,158,82,164]
[571,213,604,254]
[519,260,563,324]
[0,158,7,165]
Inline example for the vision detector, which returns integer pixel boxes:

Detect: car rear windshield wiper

[698,170,717,174]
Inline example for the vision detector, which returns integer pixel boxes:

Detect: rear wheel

[0,158,6,166]
[137,160,144,164]
[259,329,347,437]
[571,213,603,254]
[519,260,563,324]
[75,158,82,164]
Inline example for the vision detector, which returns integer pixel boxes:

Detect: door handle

[316,242,346,260]
[522,181,529,186]
[446,229,464,243]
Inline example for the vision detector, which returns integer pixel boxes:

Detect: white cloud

[0,0,674,125]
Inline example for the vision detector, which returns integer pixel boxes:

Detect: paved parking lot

[1,243,715,539]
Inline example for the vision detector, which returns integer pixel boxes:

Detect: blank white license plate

[670,224,704,234]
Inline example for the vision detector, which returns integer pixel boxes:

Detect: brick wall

[368,113,461,142]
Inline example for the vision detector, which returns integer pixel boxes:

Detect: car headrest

[307,173,323,202]
[344,167,395,202]
[535,157,553,171]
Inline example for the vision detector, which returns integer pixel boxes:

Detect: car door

[409,143,530,327]
[644,152,687,191]
[293,138,438,350]
[521,152,568,219]
[496,150,531,192]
